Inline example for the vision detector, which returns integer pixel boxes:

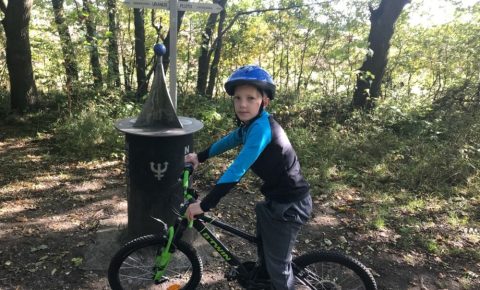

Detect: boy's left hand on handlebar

[184,153,199,169]
[186,201,204,221]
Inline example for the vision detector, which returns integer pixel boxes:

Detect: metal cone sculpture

[134,44,182,128]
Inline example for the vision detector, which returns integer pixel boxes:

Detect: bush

[53,94,139,160]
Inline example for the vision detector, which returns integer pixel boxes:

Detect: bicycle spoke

[109,236,200,290]
[296,260,370,290]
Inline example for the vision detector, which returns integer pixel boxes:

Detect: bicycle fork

[153,226,175,283]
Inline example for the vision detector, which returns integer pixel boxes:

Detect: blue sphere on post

[154,43,167,56]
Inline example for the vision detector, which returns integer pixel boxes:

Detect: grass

[275,96,479,268]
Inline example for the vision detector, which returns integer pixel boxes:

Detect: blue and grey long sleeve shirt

[197,110,310,212]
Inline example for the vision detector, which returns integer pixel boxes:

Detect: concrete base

[82,227,126,271]
[81,222,217,272]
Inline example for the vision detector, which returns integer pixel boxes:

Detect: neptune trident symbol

[150,162,169,181]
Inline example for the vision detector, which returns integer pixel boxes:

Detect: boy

[185,65,312,290]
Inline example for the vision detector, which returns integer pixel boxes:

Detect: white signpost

[124,0,223,111]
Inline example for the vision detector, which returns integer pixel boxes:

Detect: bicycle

[108,164,377,290]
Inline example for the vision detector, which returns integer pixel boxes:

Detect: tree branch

[150,10,163,43]
[209,2,329,55]
[0,0,7,14]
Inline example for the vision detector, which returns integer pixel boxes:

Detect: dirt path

[0,121,478,289]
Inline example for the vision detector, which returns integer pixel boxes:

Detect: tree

[82,0,103,88]
[121,11,134,92]
[196,0,223,96]
[51,0,79,101]
[0,0,37,113]
[206,0,227,97]
[107,0,121,88]
[352,0,410,109]
[134,8,147,99]
[196,3,305,97]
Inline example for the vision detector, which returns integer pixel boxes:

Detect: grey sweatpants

[255,194,312,290]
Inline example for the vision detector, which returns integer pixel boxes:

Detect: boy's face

[233,84,270,123]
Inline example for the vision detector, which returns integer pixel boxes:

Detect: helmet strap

[258,100,264,115]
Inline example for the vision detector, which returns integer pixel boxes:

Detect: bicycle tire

[108,234,202,290]
[293,251,377,290]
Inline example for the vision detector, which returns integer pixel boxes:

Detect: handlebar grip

[184,163,194,174]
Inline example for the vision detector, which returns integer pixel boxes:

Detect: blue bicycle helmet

[224,65,276,99]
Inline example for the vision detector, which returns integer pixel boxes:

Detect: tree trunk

[107,0,120,88]
[122,53,132,92]
[305,32,329,91]
[183,20,193,93]
[83,0,103,88]
[51,0,78,100]
[296,25,313,95]
[1,0,37,112]
[0,25,5,86]
[134,8,147,99]
[352,0,410,109]
[206,0,227,97]
[196,7,219,96]
[121,11,133,92]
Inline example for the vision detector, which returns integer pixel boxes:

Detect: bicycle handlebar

[184,162,194,175]
[180,163,204,226]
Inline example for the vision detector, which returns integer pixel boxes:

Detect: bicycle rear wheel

[108,234,202,290]
[293,251,377,290]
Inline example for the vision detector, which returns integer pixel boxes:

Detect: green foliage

[53,91,139,160]
[178,94,235,150]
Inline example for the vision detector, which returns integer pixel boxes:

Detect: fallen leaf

[71,257,83,267]
[31,244,48,252]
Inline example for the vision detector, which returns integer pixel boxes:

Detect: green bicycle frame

[153,167,192,283]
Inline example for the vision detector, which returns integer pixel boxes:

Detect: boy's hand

[186,201,204,220]
[185,153,199,169]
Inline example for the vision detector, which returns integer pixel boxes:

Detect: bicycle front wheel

[293,251,377,290]
[108,234,202,290]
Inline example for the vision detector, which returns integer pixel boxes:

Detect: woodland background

[0,0,479,289]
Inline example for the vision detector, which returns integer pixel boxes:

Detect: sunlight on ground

[0,192,127,240]
[0,198,38,215]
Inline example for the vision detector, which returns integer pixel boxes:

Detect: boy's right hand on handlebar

[185,153,199,169]
[186,200,204,221]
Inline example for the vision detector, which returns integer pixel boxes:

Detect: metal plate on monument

[115,116,203,136]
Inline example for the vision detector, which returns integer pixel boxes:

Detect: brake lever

[150,216,168,232]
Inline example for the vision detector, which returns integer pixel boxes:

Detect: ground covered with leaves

[0,107,479,289]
